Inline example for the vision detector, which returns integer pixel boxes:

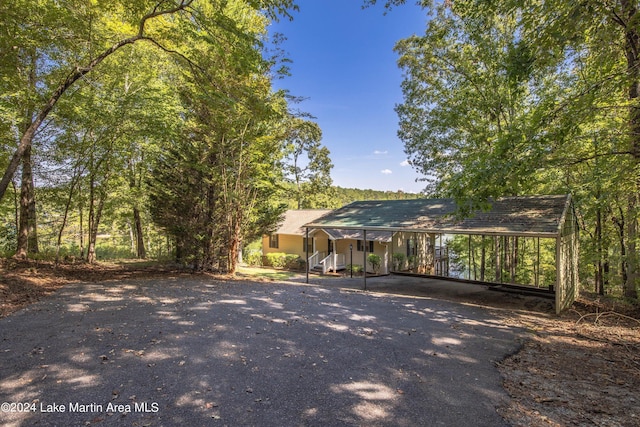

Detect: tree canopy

[0,0,339,273]
[393,0,640,298]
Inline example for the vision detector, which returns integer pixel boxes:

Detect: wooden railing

[308,251,325,269]
[320,253,346,273]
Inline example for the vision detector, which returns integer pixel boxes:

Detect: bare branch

[139,0,195,37]
[0,0,196,201]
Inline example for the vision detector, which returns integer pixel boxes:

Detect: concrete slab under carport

[302,274,556,315]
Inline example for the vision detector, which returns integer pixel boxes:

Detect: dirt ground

[2,258,639,426]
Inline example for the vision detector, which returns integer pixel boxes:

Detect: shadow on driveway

[1,276,527,426]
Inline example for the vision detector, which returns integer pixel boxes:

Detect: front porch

[308,251,347,274]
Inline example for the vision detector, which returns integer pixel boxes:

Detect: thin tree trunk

[480,235,486,281]
[596,205,603,294]
[127,219,135,256]
[25,145,38,253]
[87,191,105,264]
[134,207,146,259]
[12,180,19,246]
[55,170,82,264]
[16,158,29,258]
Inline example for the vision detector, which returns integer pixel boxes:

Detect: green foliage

[395,0,640,297]
[367,253,381,274]
[392,252,405,270]
[407,255,417,270]
[447,235,556,287]
[0,0,300,269]
[282,117,334,209]
[329,186,421,209]
[244,248,263,267]
[346,264,363,275]
[0,221,16,253]
[264,252,300,269]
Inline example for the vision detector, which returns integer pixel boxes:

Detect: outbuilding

[304,194,579,314]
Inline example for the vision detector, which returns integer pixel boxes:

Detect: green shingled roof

[305,195,572,238]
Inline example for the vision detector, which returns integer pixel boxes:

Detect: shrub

[407,255,417,270]
[284,254,303,270]
[392,252,405,270]
[367,253,381,274]
[265,252,287,268]
[244,249,262,266]
[264,253,301,269]
[346,264,363,275]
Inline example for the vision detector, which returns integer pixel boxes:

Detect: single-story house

[262,210,393,273]
[262,209,332,261]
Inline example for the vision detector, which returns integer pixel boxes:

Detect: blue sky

[269,0,428,193]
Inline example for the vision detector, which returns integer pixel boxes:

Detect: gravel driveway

[0,275,523,426]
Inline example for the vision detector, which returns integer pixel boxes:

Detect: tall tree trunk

[595,205,603,294]
[16,161,29,259]
[133,207,146,259]
[15,52,38,258]
[622,0,640,299]
[16,145,38,257]
[86,191,105,264]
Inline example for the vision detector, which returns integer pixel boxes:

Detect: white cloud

[381,169,393,175]
[400,160,410,167]
[373,150,388,155]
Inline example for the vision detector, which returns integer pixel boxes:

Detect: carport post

[363,229,367,291]
[468,235,472,280]
[536,237,540,287]
[306,227,309,284]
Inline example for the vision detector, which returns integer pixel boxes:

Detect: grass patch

[236,266,298,281]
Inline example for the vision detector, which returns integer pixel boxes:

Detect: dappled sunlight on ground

[330,381,398,422]
[0,275,522,426]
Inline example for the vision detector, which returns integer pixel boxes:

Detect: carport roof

[322,229,392,242]
[305,194,572,238]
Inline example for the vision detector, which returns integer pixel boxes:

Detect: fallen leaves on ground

[498,297,640,427]
[0,258,187,318]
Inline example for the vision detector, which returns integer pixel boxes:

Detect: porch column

[384,241,388,274]
[306,227,309,284]
[363,229,367,291]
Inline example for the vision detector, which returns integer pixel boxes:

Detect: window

[269,234,279,249]
[406,238,416,257]
[303,237,314,254]
[357,240,374,252]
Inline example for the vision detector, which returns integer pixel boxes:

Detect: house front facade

[262,209,332,261]
[262,210,394,274]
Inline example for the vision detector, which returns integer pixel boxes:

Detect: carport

[304,195,578,314]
